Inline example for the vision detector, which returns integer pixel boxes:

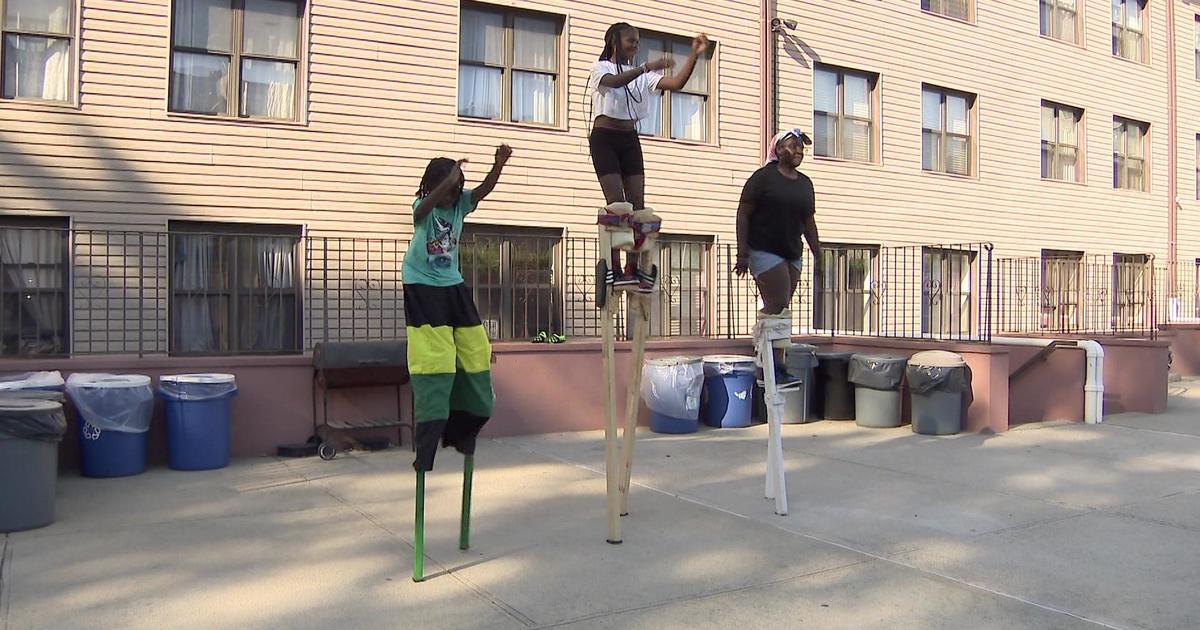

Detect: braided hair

[416,157,461,199]
[599,22,635,62]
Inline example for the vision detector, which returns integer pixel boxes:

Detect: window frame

[1039,0,1082,45]
[1041,100,1084,183]
[167,0,306,122]
[643,234,712,338]
[1111,252,1151,330]
[0,0,77,105]
[632,28,716,143]
[921,246,976,338]
[1112,116,1150,192]
[813,244,880,334]
[1111,0,1148,63]
[812,64,879,163]
[458,223,563,341]
[0,215,70,357]
[921,84,976,177]
[456,1,565,128]
[920,0,973,22]
[167,220,303,356]
[1039,249,1083,331]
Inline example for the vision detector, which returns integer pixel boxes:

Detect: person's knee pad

[597,202,636,251]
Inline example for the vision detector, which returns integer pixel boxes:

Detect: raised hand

[494,144,512,166]
[691,33,710,56]
[645,57,675,72]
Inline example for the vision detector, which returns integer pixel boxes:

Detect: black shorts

[589,126,644,178]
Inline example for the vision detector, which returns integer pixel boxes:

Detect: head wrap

[766,128,812,166]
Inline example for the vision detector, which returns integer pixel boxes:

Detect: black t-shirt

[740,165,815,260]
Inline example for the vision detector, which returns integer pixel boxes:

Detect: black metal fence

[994,254,1158,338]
[17,223,1197,358]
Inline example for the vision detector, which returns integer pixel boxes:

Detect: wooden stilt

[413,470,426,581]
[619,293,651,517]
[460,455,474,551]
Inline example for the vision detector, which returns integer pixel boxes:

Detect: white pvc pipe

[992,336,1105,424]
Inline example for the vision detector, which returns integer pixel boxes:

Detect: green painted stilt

[413,470,425,582]
[460,455,474,551]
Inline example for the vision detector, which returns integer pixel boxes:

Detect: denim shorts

[749,249,803,278]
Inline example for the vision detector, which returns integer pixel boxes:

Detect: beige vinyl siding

[1174,7,1200,261]
[774,0,1172,259]
[0,0,763,241]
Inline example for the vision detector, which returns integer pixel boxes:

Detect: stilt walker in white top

[735,128,824,516]
[586,22,709,543]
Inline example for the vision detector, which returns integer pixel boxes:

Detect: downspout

[993,336,1105,424]
[1166,0,1178,295]
[762,0,776,162]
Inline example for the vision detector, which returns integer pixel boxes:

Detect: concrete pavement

[2,381,1199,629]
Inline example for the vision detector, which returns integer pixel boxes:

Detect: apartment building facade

[0,0,1196,359]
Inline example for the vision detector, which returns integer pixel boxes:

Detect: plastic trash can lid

[70,374,152,389]
[788,343,818,353]
[0,399,62,414]
[645,356,703,367]
[851,353,907,364]
[702,354,755,364]
[908,350,966,368]
[815,351,856,360]
[160,373,236,385]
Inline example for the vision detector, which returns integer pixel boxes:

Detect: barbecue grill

[311,340,413,460]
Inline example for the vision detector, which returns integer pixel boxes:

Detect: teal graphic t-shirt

[402,189,475,287]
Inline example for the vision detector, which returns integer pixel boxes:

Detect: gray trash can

[0,399,67,533]
[782,344,819,424]
[906,350,968,435]
[848,354,908,429]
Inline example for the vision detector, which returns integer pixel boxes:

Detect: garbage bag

[642,357,704,420]
[848,354,907,390]
[0,371,64,391]
[0,400,67,442]
[702,355,756,377]
[905,364,968,395]
[65,374,154,433]
[158,374,238,401]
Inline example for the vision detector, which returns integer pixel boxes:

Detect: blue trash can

[66,374,154,478]
[159,374,238,471]
[643,356,704,434]
[701,355,756,428]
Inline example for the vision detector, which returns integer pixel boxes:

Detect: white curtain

[2,35,70,101]
[512,72,552,124]
[170,52,229,114]
[0,229,63,353]
[240,58,294,119]
[670,93,705,141]
[172,0,232,52]
[242,0,298,58]
[172,235,221,353]
[458,66,500,119]
[241,237,294,351]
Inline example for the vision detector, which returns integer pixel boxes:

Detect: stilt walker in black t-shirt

[735,128,823,515]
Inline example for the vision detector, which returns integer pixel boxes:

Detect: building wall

[0,0,764,239]
[772,0,1185,261]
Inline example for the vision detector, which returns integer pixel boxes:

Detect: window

[922,247,975,338]
[1,0,73,102]
[921,0,970,21]
[458,3,561,126]
[645,236,710,337]
[1113,116,1149,191]
[1040,249,1082,331]
[1112,253,1150,330]
[814,245,878,333]
[169,0,303,120]
[169,222,301,355]
[1194,16,1199,80]
[1040,0,1079,44]
[922,85,974,176]
[1041,101,1082,182]
[633,31,713,142]
[1111,0,1147,62]
[813,66,877,162]
[459,225,561,340]
[0,217,68,356]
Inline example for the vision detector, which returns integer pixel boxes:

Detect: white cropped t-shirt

[589,60,664,122]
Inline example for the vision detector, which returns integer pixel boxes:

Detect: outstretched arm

[656,34,710,92]
[599,58,673,89]
[470,144,513,206]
